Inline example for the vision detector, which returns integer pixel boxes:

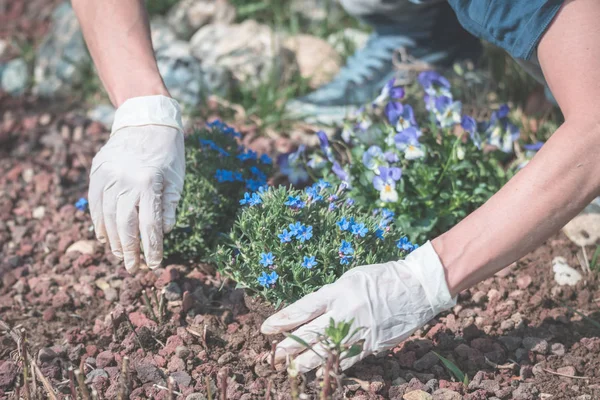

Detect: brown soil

[0,100,599,400]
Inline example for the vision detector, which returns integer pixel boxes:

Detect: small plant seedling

[288,318,365,399]
[433,351,469,386]
[590,244,600,271]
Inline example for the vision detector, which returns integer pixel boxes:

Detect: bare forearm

[71,0,169,107]
[433,119,600,296]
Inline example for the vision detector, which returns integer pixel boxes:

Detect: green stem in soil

[142,290,158,323]
[75,369,91,400]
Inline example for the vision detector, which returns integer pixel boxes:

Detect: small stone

[86,368,108,382]
[478,380,500,394]
[217,352,236,366]
[471,291,487,304]
[0,361,19,389]
[500,320,515,331]
[512,383,539,400]
[432,389,462,400]
[556,366,576,376]
[43,308,56,322]
[171,370,192,389]
[551,343,565,356]
[135,362,165,385]
[552,257,582,286]
[96,351,115,368]
[38,348,58,363]
[166,0,236,40]
[516,275,533,289]
[66,240,97,255]
[522,337,548,354]
[1,58,28,95]
[515,348,529,362]
[532,363,544,377]
[186,394,207,400]
[32,206,46,219]
[403,390,433,400]
[164,282,182,301]
[175,346,190,359]
[284,35,341,88]
[167,356,185,373]
[413,352,439,371]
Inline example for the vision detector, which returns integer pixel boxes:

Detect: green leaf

[343,343,363,359]
[432,351,466,384]
[286,334,324,360]
[562,303,600,331]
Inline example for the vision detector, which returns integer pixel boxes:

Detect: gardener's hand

[261,242,456,373]
[89,95,185,272]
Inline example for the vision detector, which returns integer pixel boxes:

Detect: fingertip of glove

[260,320,280,335]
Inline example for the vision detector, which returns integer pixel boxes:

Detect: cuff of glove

[404,241,456,315]
[111,95,184,137]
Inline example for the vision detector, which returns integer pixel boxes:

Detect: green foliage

[433,351,469,386]
[214,184,411,305]
[590,245,600,271]
[288,318,364,363]
[303,72,522,243]
[164,121,271,261]
[145,0,178,16]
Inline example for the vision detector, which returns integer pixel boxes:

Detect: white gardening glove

[89,95,185,272]
[261,241,456,373]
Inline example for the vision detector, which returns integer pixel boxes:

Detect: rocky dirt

[0,96,599,400]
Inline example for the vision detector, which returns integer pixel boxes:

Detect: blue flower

[328,194,339,203]
[485,106,520,153]
[237,150,258,161]
[260,154,272,164]
[289,221,303,237]
[374,78,405,104]
[284,196,305,209]
[278,229,292,243]
[305,186,323,202]
[461,115,481,149]
[332,162,350,185]
[246,179,266,191]
[434,96,462,128]
[340,255,352,265]
[397,237,418,252]
[386,102,416,131]
[337,217,353,231]
[384,151,399,163]
[297,225,313,243]
[345,198,355,207]
[257,271,278,287]
[259,252,275,267]
[381,208,395,219]
[215,169,236,182]
[395,127,424,160]
[233,172,244,182]
[339,240,354,255]
[75,197,88,211]
[524,141,544,151]
[373,166,402,203]
[278,146,309,185]
[351,223,368,237]
[362,145,385,171]
[317,130,335,163]
[418,71,451,93]
[328,203,336,211]
[316,179,331,191]
[200,139,230,156]
[385,102,403,125]
[248,193,262,206]
[375,229,385,240]
[250,166,267,182]
[302,256,317,269]
[239,192,252,205]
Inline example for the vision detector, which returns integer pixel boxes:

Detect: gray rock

[522,337,548,354]
[1,58,28,95]
[166,0,235,40]
[413,352,439,371]
[432,389,462,400]
[217,351,236,365]
[0,361,19,390]
[512,382,539,400]
[171,370,192,388]
[190,21,293,89]
[85,368,108,382]
[498,335,522,351]
[33,2,92,97]
[551,342,566,356]
[135,362,165,385]
[164,281,183,301]
[175,345,191,359]
[155,40,229,106]
[87,104,115,130]
[150,18,178,53]
[186,394,207,400]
